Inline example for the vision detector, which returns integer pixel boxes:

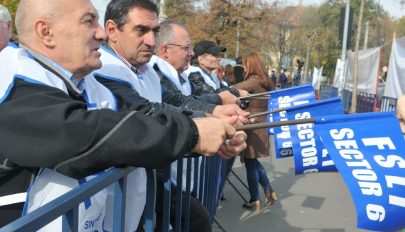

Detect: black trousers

[0,203,24,228]
[154,173,212,232]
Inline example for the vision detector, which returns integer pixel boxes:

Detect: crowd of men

[0,0,253,231]
[3,0,405,231]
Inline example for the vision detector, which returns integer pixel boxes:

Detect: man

[153,20,225,232]
[153,19,239,105]
[187,40,247,98]
[279,69,288,89]
[233,56,244,84]
[97,1,247,122]
[0,0,245,229]
[0,4,12,51]
[96,3,247,230]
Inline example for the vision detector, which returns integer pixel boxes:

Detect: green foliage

[163,0,401,81]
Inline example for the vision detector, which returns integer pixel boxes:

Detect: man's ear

[197,55,204,64]
[105,19,119,43]
[33,19,55,47]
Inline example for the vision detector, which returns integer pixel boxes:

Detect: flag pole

[238,91,272,100]
[247,108,286,119]
[235,118,316,131]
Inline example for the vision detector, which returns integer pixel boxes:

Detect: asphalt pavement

[214,136,366,232]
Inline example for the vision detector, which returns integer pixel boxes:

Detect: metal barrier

[320,85,397,113]
[380,96,397,112]
[0,167,135,232]
[1,155,227,232]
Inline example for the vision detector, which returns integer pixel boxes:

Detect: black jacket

[188,70,240,97]
[153,64,223,107]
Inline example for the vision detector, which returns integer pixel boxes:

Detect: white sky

[281,0,405,19]
[91,0,405,27]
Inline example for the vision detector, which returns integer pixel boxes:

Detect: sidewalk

[214,137,365,232]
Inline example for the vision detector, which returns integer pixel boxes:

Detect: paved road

[214,137,365,232]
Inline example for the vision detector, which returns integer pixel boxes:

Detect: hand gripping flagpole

[235,118,316,131]
[238,91,272,100]
[247,108,286,119]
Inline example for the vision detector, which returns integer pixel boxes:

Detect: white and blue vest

[0,45,118,232]
[149,56,201,192]
[96,46,161,103]
[96,46,163,232]
[149,55,192,96]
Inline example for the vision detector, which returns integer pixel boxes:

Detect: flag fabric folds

[288,97,344,174]
[315,112,405,231]
[272,97,343,159]
[267,85,316,136]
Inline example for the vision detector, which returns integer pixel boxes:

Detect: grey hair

[155,19,186,51]
[0,4,11,23]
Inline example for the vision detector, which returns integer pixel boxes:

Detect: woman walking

[232,52,277,211]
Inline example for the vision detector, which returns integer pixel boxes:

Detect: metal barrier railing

[0,167,135,232]
[1,155,227,232]
[380,96,397,112]
[320,85,397,113]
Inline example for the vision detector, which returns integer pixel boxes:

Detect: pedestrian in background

[232,52,277,211]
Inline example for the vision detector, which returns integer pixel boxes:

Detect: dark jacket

[233,75,273,159]
[0,66,199,227]
[152,65,222,109]
[188,71,240,97]
[233,65,244,84]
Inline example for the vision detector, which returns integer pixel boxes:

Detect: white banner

[312,66,323,90]
[333,59,343,88]
[384,36,405,98]
[344,47,380,94]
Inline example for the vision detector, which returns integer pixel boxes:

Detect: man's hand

[396,95,405,133]
[218,90,240,105]
[212,104,250,125]
[218,131,247,159]
[191,117,236,155]
[237,89,249,97]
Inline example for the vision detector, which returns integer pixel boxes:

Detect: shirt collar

[20,43,84,93]
[104,42,149,76]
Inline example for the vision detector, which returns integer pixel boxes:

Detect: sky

[92,0,405,27]
[281,0,405,19]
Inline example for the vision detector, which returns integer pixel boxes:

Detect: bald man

[0,0,243,229]
[0,4,12,51]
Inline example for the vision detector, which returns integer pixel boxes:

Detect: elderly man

[187,40,247,98]
[0,4,12,51]
[0,0,245,230]
[153,19,236,232]
[152,20,240,105]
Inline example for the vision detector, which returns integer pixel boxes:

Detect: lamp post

[338,0,351,97]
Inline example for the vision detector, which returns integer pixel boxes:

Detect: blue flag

[315,112,405,231]
[287,98,344,174]
[273,97,343,160]
[267,85,316,136]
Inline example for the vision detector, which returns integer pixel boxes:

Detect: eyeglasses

[166,43,193,52]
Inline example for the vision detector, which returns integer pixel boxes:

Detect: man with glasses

[152,20,239,106]
[152,19,227,232]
